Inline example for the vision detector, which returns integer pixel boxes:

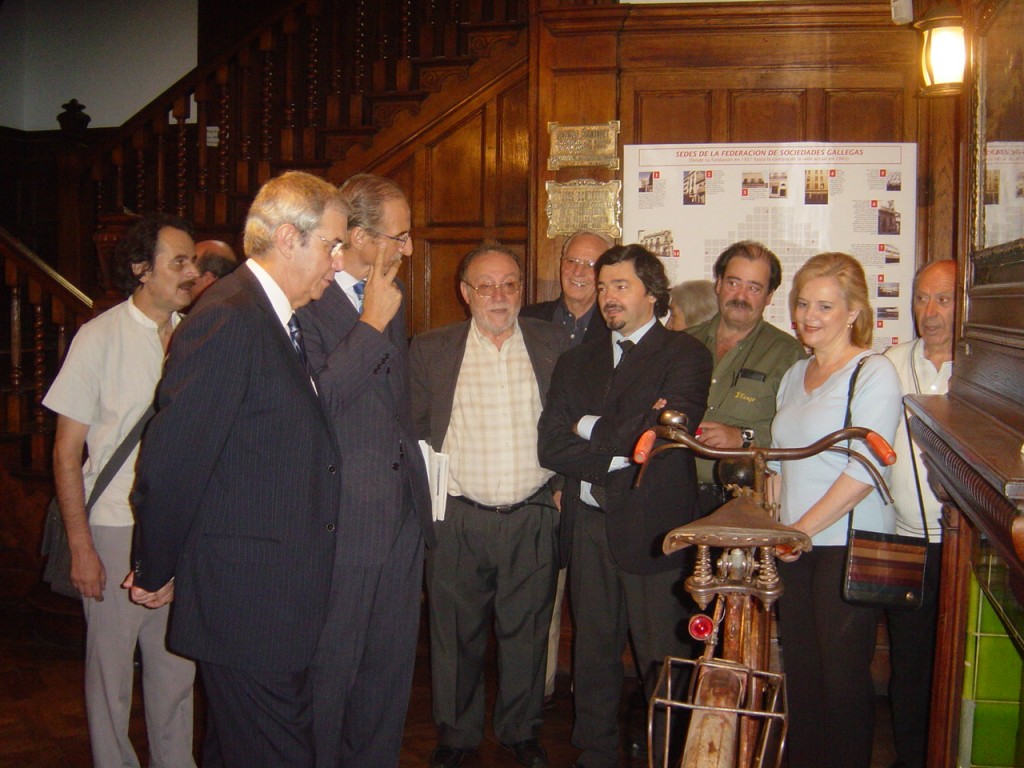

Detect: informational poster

[623,142,918,350]
[984,142,1024,247]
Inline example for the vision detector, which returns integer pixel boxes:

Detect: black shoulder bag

[41,405,155,598]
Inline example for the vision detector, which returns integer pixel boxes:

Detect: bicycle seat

[663,495,813,554]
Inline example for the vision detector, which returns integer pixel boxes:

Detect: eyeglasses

[371,230,411,247]
[561,256,597,269]
[464,280,521,298]
[312,234,345,258]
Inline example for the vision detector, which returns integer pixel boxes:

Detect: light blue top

[770,350,902,547]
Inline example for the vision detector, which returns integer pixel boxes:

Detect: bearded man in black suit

[538,244,712,768]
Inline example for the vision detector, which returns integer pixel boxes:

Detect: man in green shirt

[686,240,806,514]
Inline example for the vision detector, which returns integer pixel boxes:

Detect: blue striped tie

[353,280,366,312]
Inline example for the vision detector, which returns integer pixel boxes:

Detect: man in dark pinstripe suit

[129,171,347,768]
[299,174,436,768]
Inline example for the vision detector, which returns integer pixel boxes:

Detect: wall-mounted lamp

[914,1,965,96]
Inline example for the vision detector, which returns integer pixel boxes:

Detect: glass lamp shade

[915,3,966,96]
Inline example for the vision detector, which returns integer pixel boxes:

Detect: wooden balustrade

[0,0,527,475]
[0,227,93,475]
[63,0,525,262]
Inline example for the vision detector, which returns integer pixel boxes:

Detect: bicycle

[631,409,896,768]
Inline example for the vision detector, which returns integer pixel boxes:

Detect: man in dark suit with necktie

[298,173,435,768]
[128,171,347,767]
[538,244,712,768]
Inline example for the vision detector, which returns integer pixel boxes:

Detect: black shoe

[428,744,470,768]
[624,735,647,757]
[501,738,548,767]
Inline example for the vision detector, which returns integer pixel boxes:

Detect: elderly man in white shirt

[883,258,956,768]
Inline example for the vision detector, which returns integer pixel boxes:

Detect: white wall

[0,0,197,131]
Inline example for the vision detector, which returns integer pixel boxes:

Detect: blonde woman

[770,252,902,768]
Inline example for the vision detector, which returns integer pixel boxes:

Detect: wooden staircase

[65,0,528,243]
[2,0,528,474]
[0,0,528,595]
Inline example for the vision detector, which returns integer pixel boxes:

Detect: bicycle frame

[633,410,896,768]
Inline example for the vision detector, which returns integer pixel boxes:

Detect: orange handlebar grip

[634,430,657,464]
[866,431,897,466]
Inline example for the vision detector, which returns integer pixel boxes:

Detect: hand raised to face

[359,238,403,332]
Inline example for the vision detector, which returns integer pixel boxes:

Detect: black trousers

[200,660,315,768]
[426,492,558,748]
[886,541,942,768]
[777,547,879,768]
[569,504,695,768]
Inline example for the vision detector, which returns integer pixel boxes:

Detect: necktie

[603,339,636,399]
[616,339,635,366]
[287,314,307,366]
[353,280,366,312]
[594,339,637,511]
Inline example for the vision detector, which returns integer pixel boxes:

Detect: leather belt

[456,487,546,515]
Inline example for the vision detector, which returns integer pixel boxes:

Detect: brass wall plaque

[548,121,621,170]
[545,179,622,238]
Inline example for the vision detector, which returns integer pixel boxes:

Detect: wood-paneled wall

[334,63,531,331]
[528,0,958,303]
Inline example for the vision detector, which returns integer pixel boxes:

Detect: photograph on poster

[683,171,707,205]
[985,142,1024,244]
[878,282,900,298]
[623,142,917,350]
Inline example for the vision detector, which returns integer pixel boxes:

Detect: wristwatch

[740,427,755,448]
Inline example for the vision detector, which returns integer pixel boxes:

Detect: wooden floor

[0,593,896,767]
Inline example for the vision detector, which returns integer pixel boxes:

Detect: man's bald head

[190,240,239,303]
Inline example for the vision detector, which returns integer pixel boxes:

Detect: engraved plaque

[548,121,621,170]
[545,179,622,238]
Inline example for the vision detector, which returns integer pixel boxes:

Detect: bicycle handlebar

[634,409,896,467]
[633,409,896,504]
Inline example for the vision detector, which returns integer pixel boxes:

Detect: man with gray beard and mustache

[411,245,568,768]
[686,240,806,514]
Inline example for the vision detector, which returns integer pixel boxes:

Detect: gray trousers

[426,492,558,748]
[569,505,693,768]
[84,525,196,768]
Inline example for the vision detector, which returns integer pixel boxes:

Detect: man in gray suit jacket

[298,174,435,768]
[410,245,569,768]
[129,171,347,767]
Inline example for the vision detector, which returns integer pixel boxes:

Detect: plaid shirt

[443,321,552,506]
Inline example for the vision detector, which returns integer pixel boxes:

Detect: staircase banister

[80,0,311,168]
[0,227,93,314]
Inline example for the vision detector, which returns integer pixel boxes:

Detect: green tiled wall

[961,574,1023,767]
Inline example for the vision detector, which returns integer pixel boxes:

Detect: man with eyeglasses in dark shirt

[520,230,613,347]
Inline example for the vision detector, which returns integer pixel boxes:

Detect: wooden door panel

[426,112,487,227]
[497,77,530,227]
[634,90,713,145]
[825,89,906,142]
[423,239,474,329]
[728,90,807,143]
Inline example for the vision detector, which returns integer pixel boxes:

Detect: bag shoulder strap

[844,354,876,531]
[843,355,871,429]
[84,403,156,515]
[903,408,932,543]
